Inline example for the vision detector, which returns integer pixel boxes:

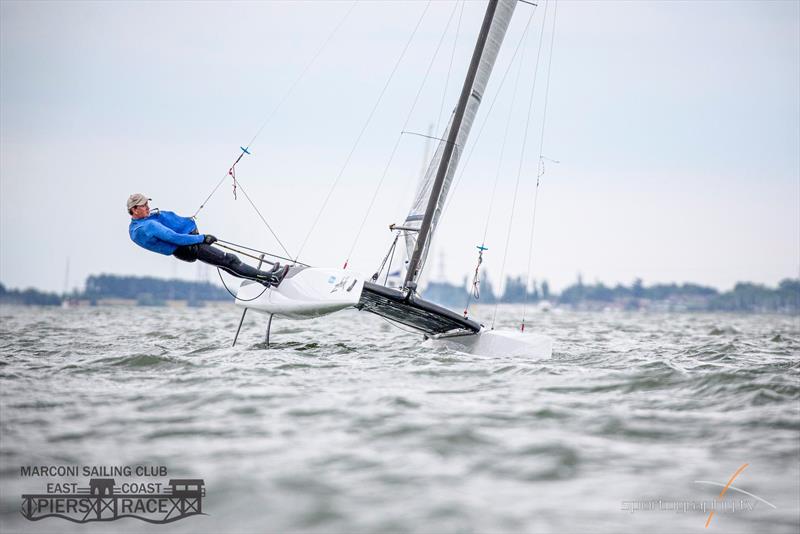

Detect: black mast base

[356,282,481,336]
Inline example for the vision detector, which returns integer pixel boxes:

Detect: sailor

[127,193,288,287]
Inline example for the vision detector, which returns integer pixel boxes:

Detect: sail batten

[403,0,517,287]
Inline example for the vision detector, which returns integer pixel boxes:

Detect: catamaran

[231,0,552,359]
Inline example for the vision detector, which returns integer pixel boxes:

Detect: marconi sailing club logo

[20,465,206,524]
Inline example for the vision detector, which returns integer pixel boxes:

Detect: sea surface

[0,304,798,533]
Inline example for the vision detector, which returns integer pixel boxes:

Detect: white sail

[403,0,517,274]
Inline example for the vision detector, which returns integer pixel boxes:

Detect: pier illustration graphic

[21,478,206,523]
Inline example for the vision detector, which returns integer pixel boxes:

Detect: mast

[403,0,502,290]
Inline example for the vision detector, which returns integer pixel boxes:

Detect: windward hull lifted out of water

[235,267,365,320]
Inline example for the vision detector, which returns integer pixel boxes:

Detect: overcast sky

[1,0,798,294]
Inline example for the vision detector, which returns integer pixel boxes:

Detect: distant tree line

[1,274,798,313]
[423,274,799,313]
[83,274,229,303]
[0,275,229,307]
[0,283,62,306]
[707,280,800,312]
[558,276,718,305]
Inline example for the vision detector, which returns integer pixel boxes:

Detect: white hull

[235,267,365,319]
[424,329,552,359]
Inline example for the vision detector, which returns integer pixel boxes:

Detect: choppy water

[0,304,798,533]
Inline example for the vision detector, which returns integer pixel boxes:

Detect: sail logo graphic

[20,470,206,524]
[329,276,358,294]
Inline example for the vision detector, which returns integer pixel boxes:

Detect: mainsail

[403,0,517,284]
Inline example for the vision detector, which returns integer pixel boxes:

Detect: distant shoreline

[1,274,797,314]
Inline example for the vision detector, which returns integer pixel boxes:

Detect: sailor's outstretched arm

[144,221,205,247]
[157,211,198,234]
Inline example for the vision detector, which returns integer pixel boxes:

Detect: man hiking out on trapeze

[127,193,288,287]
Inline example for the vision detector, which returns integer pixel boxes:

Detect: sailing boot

[254,265,289,288]
[271,265,291,287]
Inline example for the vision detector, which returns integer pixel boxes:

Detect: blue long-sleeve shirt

[129,211,205,255]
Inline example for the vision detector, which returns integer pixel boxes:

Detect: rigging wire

[342,0,461,270]
[192,0,358,222]
[438,6,538,226]
[216,268,269,302]
[400,131,455,145]
[244,1,360,151]
[215,239,310,267]
[491,0,550,330]
[194,151,244,219]
[376,314,428,336]
[371,231,401,282]
[293,0,434,265]
[464,14,532,320]
[235,180,294,260]
[383,235,399,286]
[521,0,559,332]
[435,0,465,136]
[463,244,487,317]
